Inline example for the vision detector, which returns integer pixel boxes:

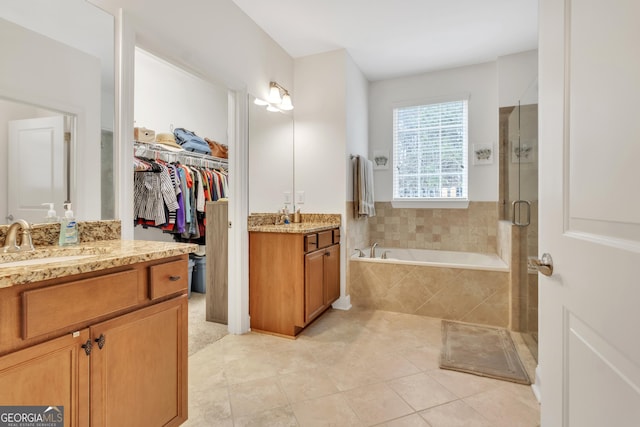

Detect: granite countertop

[248,222,340,234]
[0,240,198,288]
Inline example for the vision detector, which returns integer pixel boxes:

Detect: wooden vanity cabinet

[0,255,189,427]
[249,228,340,337]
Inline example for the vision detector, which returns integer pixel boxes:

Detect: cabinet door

[324,244,340,305]
[305,249,326,324]
[90,296,188,427]
[0,329,90,427]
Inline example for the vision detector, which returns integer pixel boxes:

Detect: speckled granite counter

[248,222,340,234]
[0,240,198,288]
[248,213,340,234]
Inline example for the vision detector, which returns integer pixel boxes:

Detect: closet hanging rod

[133,141,228,169]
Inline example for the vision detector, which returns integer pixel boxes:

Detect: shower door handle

[512,200,531,227]
[528,253,553,277]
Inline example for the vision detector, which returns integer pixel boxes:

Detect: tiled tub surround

[349,249,510,328]
[369,202,499,253]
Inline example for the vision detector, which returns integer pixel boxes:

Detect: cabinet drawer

[333,228,341,244]
[304,233,318,252]
[149,259,189,300]
[22,269,139,340]
[318,230,333,249]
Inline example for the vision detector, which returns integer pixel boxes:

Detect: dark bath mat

[440,320,531,385]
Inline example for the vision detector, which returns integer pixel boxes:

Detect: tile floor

[185,308,540,426]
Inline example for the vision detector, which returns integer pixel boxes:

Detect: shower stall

[499,78,539,360]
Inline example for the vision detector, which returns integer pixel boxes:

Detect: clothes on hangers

[133,154,228,243]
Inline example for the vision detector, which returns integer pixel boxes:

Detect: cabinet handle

[81,340,93,356]
[95,334,106,349]
[324,252,330,257]
[169,275,181,281]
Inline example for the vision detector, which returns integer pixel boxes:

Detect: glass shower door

[501,78,539,360]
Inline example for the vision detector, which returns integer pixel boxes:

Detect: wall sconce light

[257,81,294,112]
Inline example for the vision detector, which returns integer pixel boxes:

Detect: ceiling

[230,0,538,81]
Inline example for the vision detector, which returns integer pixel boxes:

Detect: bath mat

[440,320,530,385]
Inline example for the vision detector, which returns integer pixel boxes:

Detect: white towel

[353,156,376,218]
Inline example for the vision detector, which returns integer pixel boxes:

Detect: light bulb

[268,84,282,104]
[280,93,294,110]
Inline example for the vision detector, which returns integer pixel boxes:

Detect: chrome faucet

[2,219,35,253]
[354,249,365,258]
[370,242,379,258]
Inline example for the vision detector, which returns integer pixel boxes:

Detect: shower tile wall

[368,202,500,254]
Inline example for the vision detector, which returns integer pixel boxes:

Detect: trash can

[187,257,195,298]
[191,254,206,293]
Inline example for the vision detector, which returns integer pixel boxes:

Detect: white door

[538,0,640,426]
[8,116,66,224]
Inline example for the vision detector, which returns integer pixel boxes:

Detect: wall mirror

[0,0,114,224]
[248,95,294,214]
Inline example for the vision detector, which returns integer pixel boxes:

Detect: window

[393,99,468,206]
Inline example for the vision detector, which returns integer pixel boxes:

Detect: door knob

[528,253,553,276]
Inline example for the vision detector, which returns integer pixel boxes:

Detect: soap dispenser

[42,203,58,223]
[59,203,79,246]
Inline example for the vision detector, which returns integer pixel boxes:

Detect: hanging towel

[353,155,376,218]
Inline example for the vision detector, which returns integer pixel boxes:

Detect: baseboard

[332,295,352,310]
[531,364,542,403]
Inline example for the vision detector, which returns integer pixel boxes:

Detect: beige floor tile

[387,373,458,411]
[271,348,320,375]
[419,400,492,427]
[278,368,340,403]
[233,406,299,427]
[186,385,231,424]
[228,377,289,417]
[463,383,540,427]
[362,352,421,381]
[292,393,363,426]
[379,413,432,427]
[323,361,383,392]
[398,345,442,372]
[187,307,540,427]
[223,354,279,385]
[427,368,504,398]
[343,382,414,425]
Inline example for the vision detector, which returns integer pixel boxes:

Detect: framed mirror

[248,95,294,214]
[0,0,114,224]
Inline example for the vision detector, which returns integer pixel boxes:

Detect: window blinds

[393,99,468,200]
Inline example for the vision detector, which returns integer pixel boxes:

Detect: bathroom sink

[0,254,95,268]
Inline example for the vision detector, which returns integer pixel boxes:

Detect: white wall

[369,61,499,202]
[498,50,538,107]
[134,48,228,144]
[346,53,370,201]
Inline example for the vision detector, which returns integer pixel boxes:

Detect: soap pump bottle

[42,203,58,223]
[59,203,79,246]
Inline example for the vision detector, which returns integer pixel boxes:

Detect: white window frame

[391,95,469,209]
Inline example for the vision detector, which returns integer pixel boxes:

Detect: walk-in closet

[132,48,230,351]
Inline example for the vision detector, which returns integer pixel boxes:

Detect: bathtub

[348,247,511,327]
[351,247,508,272]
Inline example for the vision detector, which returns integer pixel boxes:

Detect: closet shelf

[134,141,228,169]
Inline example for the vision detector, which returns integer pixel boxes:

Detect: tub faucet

[2,219,35,253]
[354,249,365,258]
[370,242,379,258]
